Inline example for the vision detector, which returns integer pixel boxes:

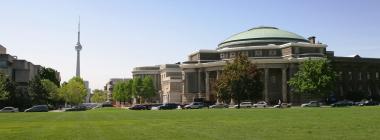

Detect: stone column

[198,69,202,98]
[282,68,288,103]
[288,64,296,103]
[205,71,210,101]
[216,70,221,79]
[182,71,188,103]
[216,70,221,103]
[264,68,269,102]
[183,72,188,93]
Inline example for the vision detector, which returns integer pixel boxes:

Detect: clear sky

[1,0,379,90]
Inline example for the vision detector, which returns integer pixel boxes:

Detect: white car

[273,103,292,108]
[0,107,19,112]
[253,101,268,108]
[301,101,321,107]
[233,102,252,108]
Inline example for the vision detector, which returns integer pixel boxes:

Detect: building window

[269,50,277,56]
[358,72,362,80]
[242,51,248,57]
[248,51,255,57]
[230,52,236,58]
[271,76,276,83]
[255,50,262,57]
[376,72,379,79]
[339,72,343,80]
[367,72,370,80]
[0,61,7,68]
[348,72,352,80]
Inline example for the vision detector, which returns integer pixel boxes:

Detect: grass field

[0,107,380,140]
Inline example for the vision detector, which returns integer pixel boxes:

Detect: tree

[112,81,129,105]
[214,54,263,108]
[125,80,133,104]
[141,77,156,103]
[0,73,16,107]
[39,67,60,87]
[59,77,87,105]
[28,76,49,105]
[41,79,60,106]
[91,89,107,103]
[132,77,143,104]
[288,58,336,99]
[214,74,231,103]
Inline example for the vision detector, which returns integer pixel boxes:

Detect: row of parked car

[0,105,51,112]
[128,99,380,111]
[2,99,379,112]
[0,102,114,113]
[128,101,291,110]
[300,100,380,107]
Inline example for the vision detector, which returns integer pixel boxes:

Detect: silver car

[209,103,229,109]
[233,102,253,108]
[185,102,204,109]
[301,101,321,107]
[253,101,268,108]
[0,107,19,112]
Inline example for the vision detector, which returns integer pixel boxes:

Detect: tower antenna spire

[77,16,81,44]
[75,16,82,78]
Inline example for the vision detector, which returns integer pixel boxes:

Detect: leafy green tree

[214,54,263,108]
[214,75,230,103]
[288,58,336,99]
[91,89,107,103]
[59,77,87,105]
[39,67,60,87]
[41,79,60,106]
[0,74,9,101]
[0,73,16,107]
[125,80,134,104]
[141,77,156,103]
[29,76,49,105]
[112,81,132,105]
[132,77,143,104]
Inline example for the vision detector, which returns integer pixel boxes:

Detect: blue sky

[1,0,379,90]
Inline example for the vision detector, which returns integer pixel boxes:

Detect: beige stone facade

[132,26,380,104]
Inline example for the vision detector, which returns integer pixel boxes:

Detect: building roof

[218,26,308,49]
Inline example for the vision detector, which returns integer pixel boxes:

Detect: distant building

[104,78,131,103]
[0,44,60,94]
[160,64,182,104]
[84,81,91,103]
[132,66,162,103]
[132,64,183,103]
[132,26,380,104]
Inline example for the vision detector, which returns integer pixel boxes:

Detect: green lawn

[0,107,379,140]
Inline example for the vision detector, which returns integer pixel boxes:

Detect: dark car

[25,105,49,112]
[129,105,147,110]
[158,103,180,110]
[102,102,114,107]
[360,100,380,106]
[65,105,87,112]
[331,100,354,107]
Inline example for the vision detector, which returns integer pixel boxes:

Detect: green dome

[218,26,308,49]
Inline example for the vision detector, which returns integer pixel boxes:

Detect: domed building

[180,26,328,104]
[133,26,380,104]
